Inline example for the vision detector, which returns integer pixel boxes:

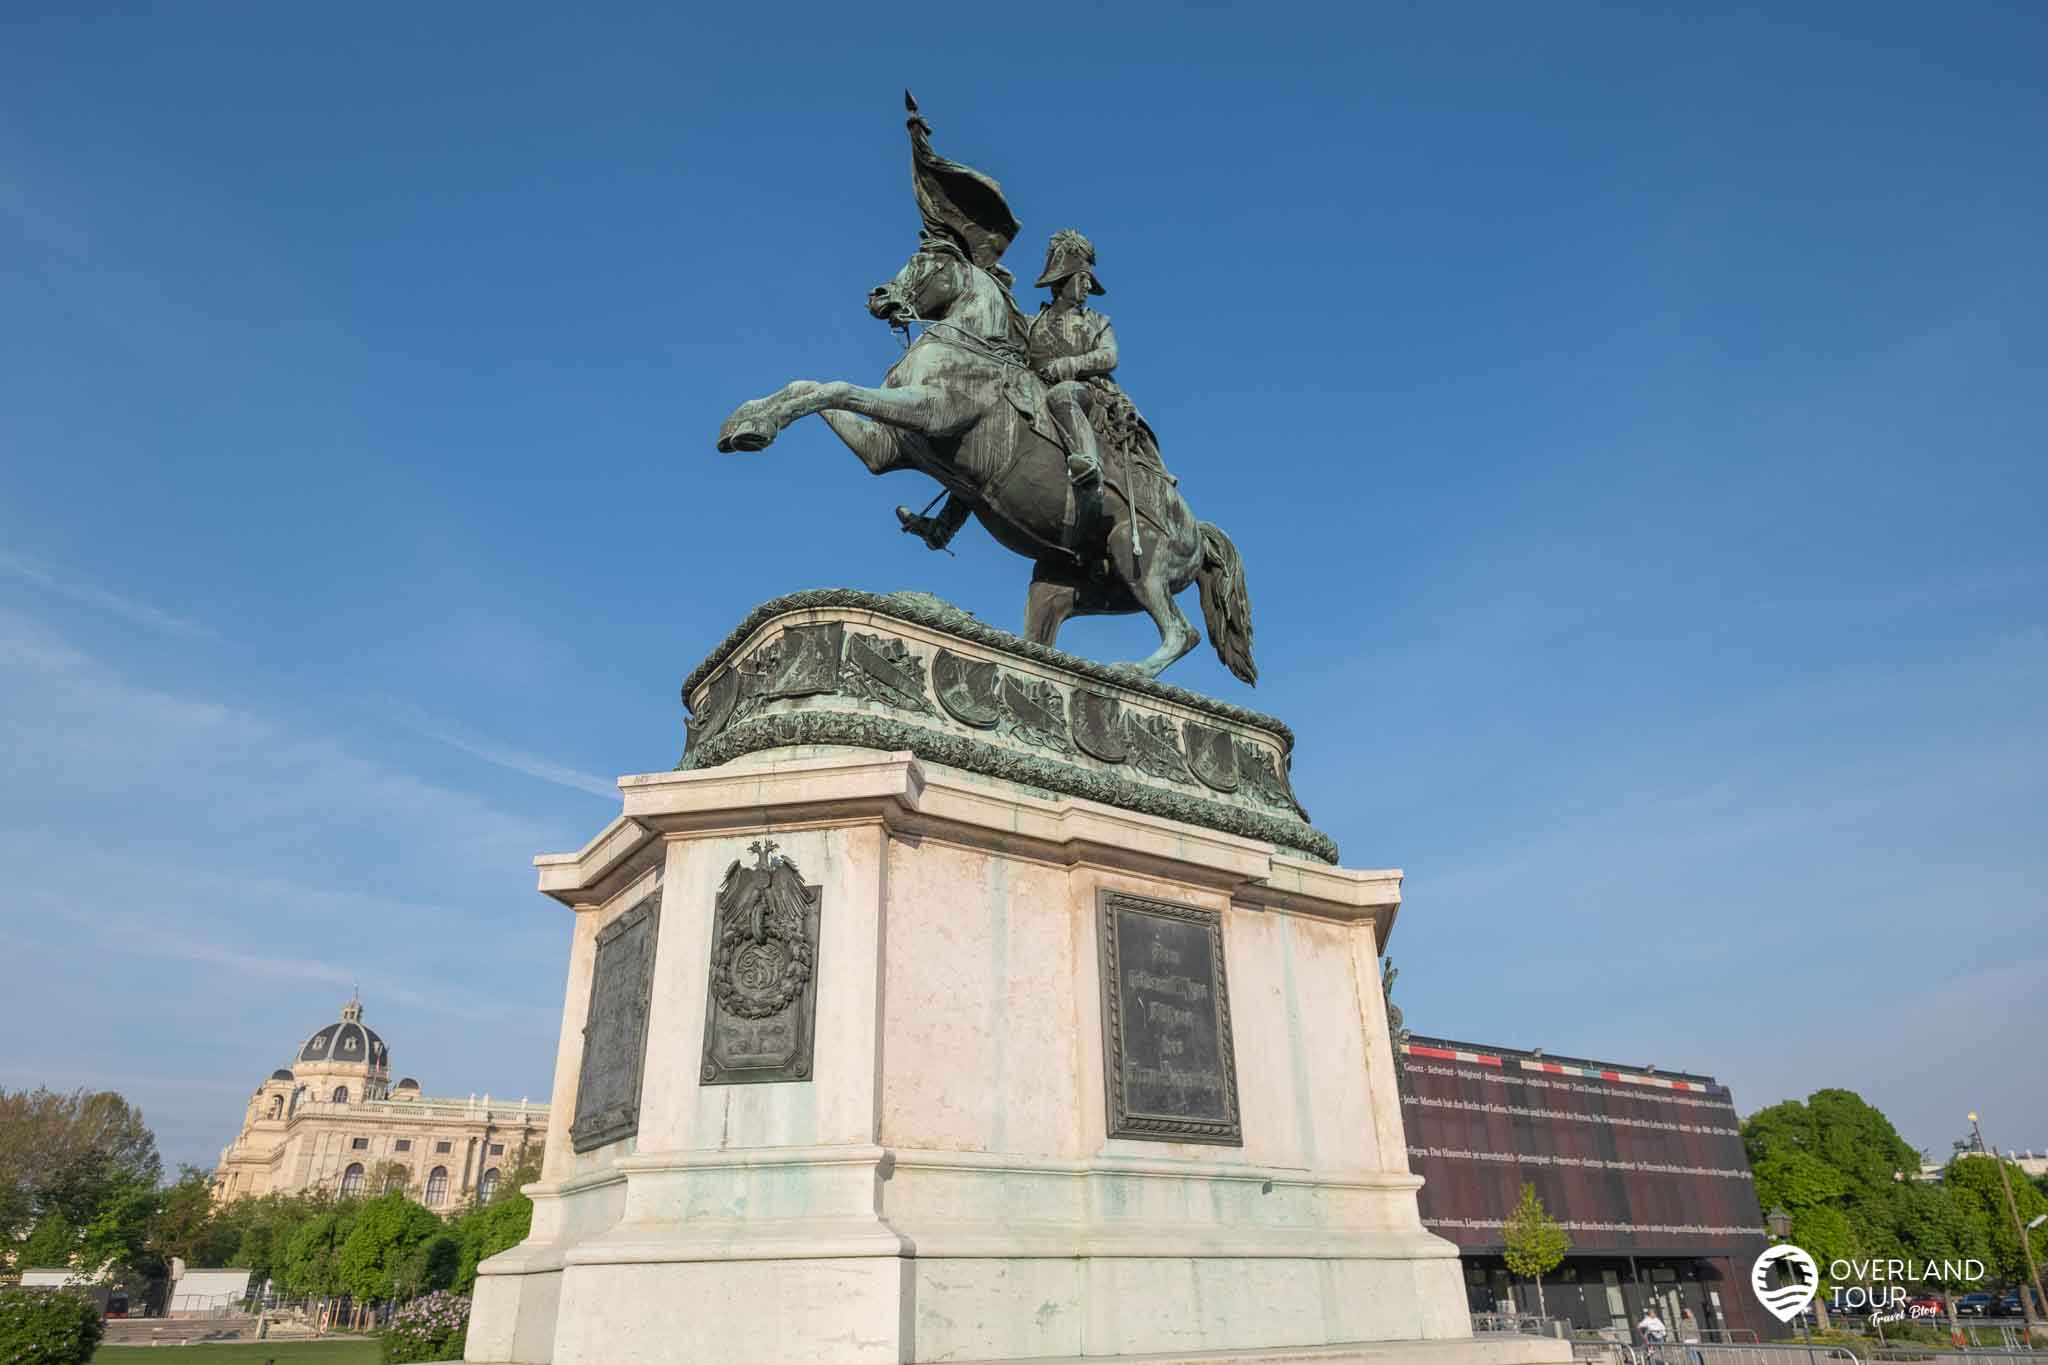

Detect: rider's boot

[895,496,970,551]
[1047,382,1104,488]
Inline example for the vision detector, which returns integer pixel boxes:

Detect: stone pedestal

[466,592,1569,1365]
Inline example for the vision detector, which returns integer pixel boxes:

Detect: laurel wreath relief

[710,916,813,1020]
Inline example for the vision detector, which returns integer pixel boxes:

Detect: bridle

[886,253,1030,370]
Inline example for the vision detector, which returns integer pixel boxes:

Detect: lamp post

[1767,1208,1820,1365]
[1967,1113,2047,1344]
[1766,1207,1819,1365]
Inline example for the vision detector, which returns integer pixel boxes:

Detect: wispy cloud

[0,549,214,638]
[29,889,559,1031]
[0,605,569,1165]
[385,702,617,799]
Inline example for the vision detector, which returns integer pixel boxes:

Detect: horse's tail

[1195,521,1257,686]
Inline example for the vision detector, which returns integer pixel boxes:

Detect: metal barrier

[1643,1340,1863,1365]
[1475,1312,1572,1337]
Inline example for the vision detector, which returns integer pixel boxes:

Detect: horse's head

[868,235,972,325]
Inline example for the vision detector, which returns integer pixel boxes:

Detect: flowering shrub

[0,1286,105,1365]
[381,1290,471,1363]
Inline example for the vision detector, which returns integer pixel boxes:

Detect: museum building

[211,995,546,1206]
[1400,1034,1771,1341]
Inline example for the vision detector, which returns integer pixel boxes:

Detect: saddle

[1001,373,1177,540]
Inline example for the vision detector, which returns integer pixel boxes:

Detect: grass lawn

[93,1341,383,1364]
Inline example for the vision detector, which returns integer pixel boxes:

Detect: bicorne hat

[1034,228,1106,295]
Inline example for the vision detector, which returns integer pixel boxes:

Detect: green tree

[451,1188,533,1293]
[280,1208,357,1298]
[1945,1155,2048,1293]
[75,1169,164,1285]
[19,1211,79,1270]
[337,1192,444,1301]
[0,1088,161,1250]
[392,1232,462,1300]
[1745,1088,1935,1320]
[0,1286,104,1365]
[1501,1182,1571,1318]
[148,1167,228,1269]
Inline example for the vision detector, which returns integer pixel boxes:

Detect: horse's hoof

[717,408,778,453]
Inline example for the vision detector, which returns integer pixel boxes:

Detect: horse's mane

[983,266,1031,351]
[919,232,1029,350]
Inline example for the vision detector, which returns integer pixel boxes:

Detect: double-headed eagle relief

[717,93,1257,685]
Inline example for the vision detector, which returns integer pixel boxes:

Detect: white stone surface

[469,748,1568,1365]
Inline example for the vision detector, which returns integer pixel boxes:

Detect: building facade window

[424,1166,449,1206]
[340,1163,365,1198]
[332,1085,349,1103]
[489,1143,504,1156]
[394,1139,411,1152]
[478,1168,500,1201]
[268,1095,284,1120]
[435,1141,451,1154]
[350,1137,369,1149]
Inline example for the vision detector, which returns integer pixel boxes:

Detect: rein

[891,315,1030,370]
[887,257,1030,368]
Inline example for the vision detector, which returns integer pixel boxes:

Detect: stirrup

[894,506,949,552]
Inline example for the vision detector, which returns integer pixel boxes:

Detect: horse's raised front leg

[717,380,965,454]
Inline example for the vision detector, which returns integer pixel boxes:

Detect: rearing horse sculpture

[714,96,1256,685]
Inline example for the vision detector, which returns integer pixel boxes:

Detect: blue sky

[2,3,2042,1174]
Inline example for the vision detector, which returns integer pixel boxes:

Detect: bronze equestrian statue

[716,94,1256,686]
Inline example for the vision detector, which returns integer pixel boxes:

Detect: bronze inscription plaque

[569,889,661,1153]
[701,839,822,1085]
[1097,890,1242,1145]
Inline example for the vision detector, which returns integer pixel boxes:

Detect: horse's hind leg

[1109,513,1200,678]
[1024,561,1082,647]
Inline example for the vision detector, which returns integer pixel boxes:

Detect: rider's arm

[1043,317,1120,383]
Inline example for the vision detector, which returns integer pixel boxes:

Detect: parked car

[1994,1291,2025,1317]
[1904,1293,1944,1316]
[1955,1293,1994,1316]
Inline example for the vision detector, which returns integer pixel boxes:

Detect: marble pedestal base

[466,746,1566,1365]
[465,597,1564,1365]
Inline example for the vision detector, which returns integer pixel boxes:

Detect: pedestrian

[1638,1305,1669,1364]
[1680,1307,1702,1365]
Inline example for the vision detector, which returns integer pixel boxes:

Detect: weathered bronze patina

[718,94,1257,686]
[569,889,660,1152]
[677,589,1331,862]
[1096,890,1241,1146]
[700,840,823,1086]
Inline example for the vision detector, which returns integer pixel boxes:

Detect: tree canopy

[1,1083,543,1310]
[1744,1089,2003,1296]
[2,1088,165,1284]
[1944,1154,2048,1288]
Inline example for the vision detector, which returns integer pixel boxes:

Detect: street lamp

[1766,1208,1817,1365]
[1967,1113,2047,1344]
